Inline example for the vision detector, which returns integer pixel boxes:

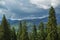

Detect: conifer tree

[32,24,37,40]
[38,22,45,40]
[46,6,58,40]
[0,25,4,40]
[17,21,22,40]
[21,21,29,40]
[1,15,11,40]
[58,26,60,40]
[11,27,17,40]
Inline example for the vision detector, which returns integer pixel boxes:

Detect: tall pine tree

[32,24,37,40]
[38,22,45,40]
[17,21,22,40]
[1,15,11,40]
[11,27,17,40]
[21,21,29,40]
[0,25,4,40]
[46,6,58,40]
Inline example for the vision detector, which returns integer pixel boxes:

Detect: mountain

[0,14,59,30]
[7,14,60,27]
[6,14,60,31]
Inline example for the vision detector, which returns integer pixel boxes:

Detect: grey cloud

[0,0,60,19]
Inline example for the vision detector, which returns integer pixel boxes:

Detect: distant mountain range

[7,14,60,26]
[0,14,60,30]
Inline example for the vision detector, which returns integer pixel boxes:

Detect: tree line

[0,6,60,40]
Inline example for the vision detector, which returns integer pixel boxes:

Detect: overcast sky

[0,0,60,20]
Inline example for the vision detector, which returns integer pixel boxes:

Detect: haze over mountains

[5,13,60,26]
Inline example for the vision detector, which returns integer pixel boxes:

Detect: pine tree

[21,21,29,40]
[46,6,58,40]
[32,24,37,40]
[38,22,45,40]
[1,15,11,40]
[28,32,33,40]
[0,25,4,40]
[17,21,22,40]
[11,27,17,40]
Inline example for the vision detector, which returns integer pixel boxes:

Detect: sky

[0,0,60,20]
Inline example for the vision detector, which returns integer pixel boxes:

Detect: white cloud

[38,4,50,9]
[51,0,60,7]
[0,0,5,5]
[30,0,60,9]
[0,0,60,19]
[0,9,16,19]
[1,0,39,13]
[10,15,48,20]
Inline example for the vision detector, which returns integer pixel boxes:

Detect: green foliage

[0,25,4,40]
[18,21,29,40]
[17,21,22,40]
[46,6,58,40]
[32,24,37,40]
[1,15,11,40]
[11,27,17,40]
[38,22,45,40]
[47,6,57,33]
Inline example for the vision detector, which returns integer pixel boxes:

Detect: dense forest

[0,6,60,40]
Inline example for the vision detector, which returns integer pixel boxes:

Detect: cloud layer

[30,0,60,9]
[0,0,60,19]
[10,15,48,20]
